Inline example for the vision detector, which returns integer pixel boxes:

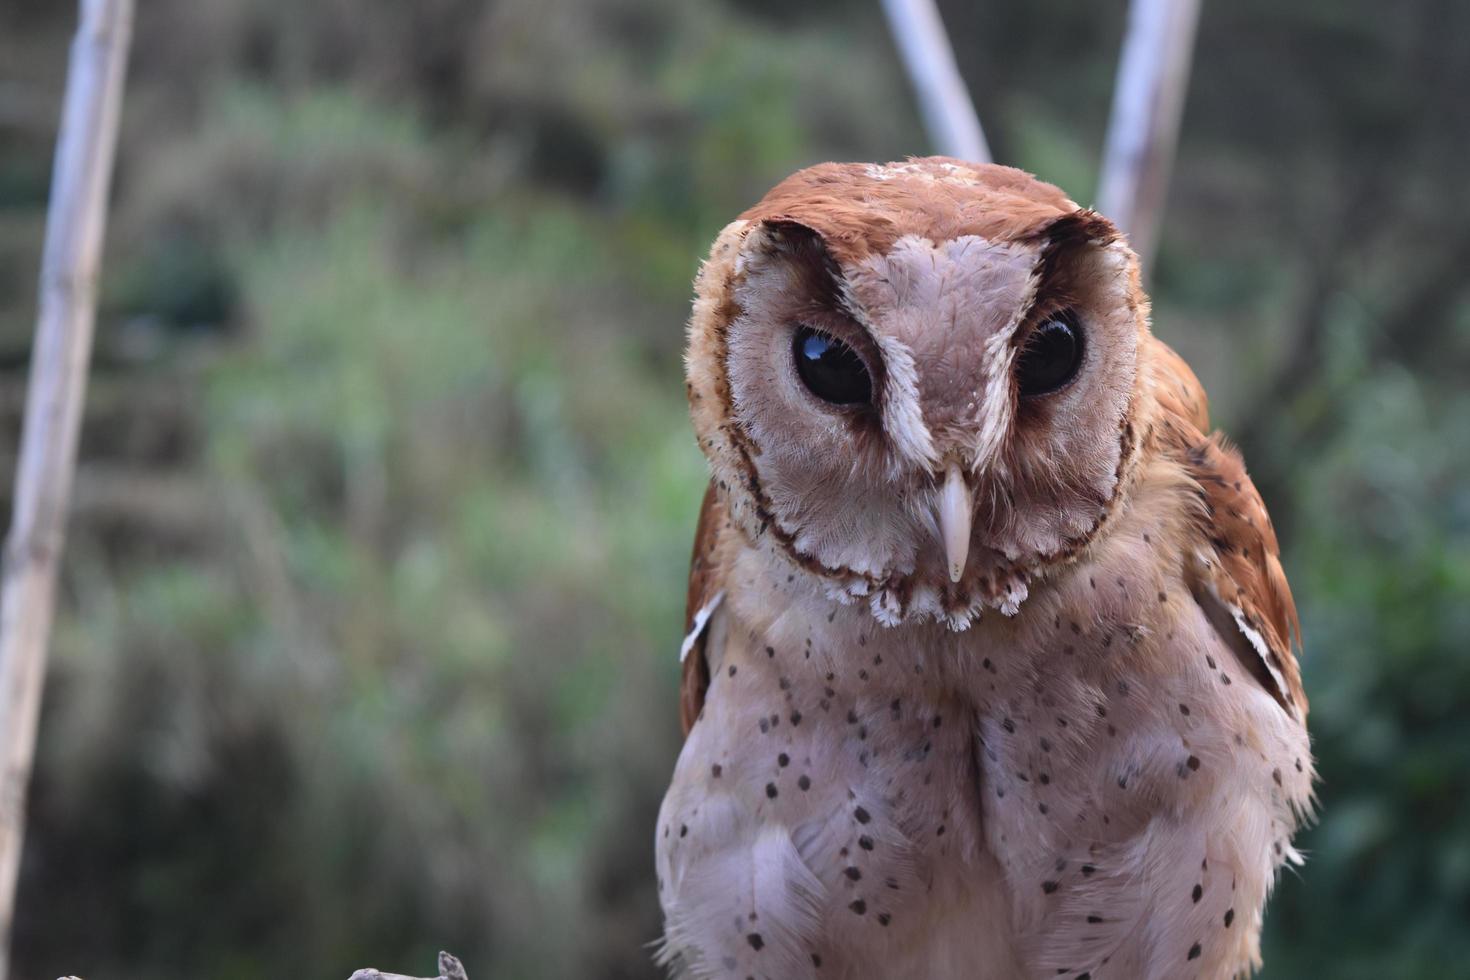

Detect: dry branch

[879,0,990,163]
[0,1,133,975]
[1096,0,1202,273]
[348,951,469,980]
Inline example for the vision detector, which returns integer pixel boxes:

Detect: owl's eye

[792,325,872,405]
[1016,311,1084,397]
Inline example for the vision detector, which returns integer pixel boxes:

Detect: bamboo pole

[0,1,133,973]
[1096,0,1202,274]
[879,0,990,163]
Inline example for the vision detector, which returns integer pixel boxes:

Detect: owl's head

[687,158,1151,630]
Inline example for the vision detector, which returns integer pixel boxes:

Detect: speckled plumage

[657,159,1312,980]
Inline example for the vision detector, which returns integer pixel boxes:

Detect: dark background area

[1,1,1467,977]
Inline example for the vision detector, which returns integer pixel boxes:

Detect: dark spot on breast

[1038,803,1049,815]
[778,753,790,767]
[747,933,764,951]
[937,824,946,836]
[1180,704,1190,716]
[1187,755,1201,771]
[849,899,867,914]
[811,952,822,968]
[1002,718,1016,733]
[1192,883,1202,903]
[765,646,775,658]
[759,719,769,734]
[1224,908,1235,927]
[877,911,891,926]
[711,764,722,778]
[859,835,874,851]
[798,774,811,791]
[727,665,737,678]
[1272,768,1283,786]
[1042,880,1059,894]
[765,783,778,799]
[679,824,688,838]
[1188,942,1202,960]
[790,710,803,726]
[1081,864,1096,876]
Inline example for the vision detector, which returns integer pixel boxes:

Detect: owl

[655,158,1312,980]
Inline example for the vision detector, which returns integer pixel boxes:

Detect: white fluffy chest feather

[656,540,1312,980]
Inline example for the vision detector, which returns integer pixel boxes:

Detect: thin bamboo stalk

[1096,0,1202,273]
[0,1,134,974]
[879,0,990,163]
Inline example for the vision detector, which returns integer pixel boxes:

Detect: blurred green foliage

[1,0,1467,978]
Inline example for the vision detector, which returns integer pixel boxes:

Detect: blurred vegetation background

[1,0,1467,977]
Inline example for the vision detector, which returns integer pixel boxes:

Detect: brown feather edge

[679,482,728,735]
[1148,338,1307,718]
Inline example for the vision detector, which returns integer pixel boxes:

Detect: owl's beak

[939,460,973,584]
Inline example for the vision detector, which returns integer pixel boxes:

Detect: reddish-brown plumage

[738,159,1077,266]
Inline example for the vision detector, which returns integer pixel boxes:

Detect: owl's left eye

[1016,311,1085,397]
[793,325,872,406]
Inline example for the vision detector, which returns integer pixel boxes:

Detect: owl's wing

[1151,339,1307,719]
[679,481,731,735]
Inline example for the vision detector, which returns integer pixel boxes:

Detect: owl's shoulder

[1145,338,1307,719]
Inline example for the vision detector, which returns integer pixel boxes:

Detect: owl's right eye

[792,325,872,406]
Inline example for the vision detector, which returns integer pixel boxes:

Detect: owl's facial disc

[686,161,1146,629]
